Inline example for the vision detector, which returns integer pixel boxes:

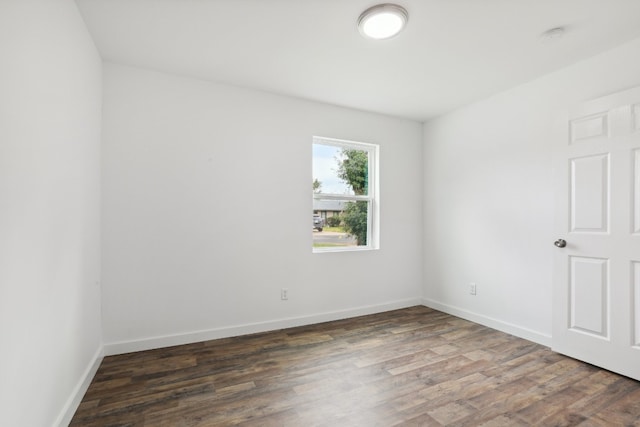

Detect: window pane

[312,143,369,196]
[313,200,369,249]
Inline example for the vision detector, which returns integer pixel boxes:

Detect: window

[312,136,379,252]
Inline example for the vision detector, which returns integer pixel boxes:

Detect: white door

[553,86,640,381]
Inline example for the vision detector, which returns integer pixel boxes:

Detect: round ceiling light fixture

[358,4,408,40]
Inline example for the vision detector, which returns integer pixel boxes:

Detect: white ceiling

[75,0,640,122]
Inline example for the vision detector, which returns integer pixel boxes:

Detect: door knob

[554,239,567,248]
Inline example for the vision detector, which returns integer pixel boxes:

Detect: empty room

[3,0,640,425]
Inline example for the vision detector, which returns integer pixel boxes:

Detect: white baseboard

[421,298,552,347]
[104,298,423,356]
[54,345,104,427]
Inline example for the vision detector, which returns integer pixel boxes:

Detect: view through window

[312,137,378,252]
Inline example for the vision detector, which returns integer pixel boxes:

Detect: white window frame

[312,136,379,253]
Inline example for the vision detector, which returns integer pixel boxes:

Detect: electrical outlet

[281,288,289,300]
[469,282,477,296]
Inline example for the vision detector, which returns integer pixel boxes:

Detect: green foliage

[336,149,368,195]
[336,148,369,245]
[326,216,342,227]
[313,178,322,193]
[342,201,368,245]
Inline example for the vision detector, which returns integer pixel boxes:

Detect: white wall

[422,36,640,345]
[0,1,102,426]
[101,63,423,353]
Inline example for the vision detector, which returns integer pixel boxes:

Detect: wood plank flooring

[70,306,640,426]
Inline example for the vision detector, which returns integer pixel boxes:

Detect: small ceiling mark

[539,27,566,44]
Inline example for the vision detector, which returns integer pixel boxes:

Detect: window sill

[312,246,379,254]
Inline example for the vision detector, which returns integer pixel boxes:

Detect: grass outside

[312,226,356,248]
[323,226,346,233]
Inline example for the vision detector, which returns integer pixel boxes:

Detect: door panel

[634,261,640,347]
[634,149,640,234]
[570,154,609,233]
[569,256,609,338]
[570,112,608,143]
[553,86,640,381]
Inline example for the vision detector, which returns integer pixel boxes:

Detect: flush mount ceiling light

[358,4,408,40]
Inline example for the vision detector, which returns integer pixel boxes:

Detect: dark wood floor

[71,306,640,426]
